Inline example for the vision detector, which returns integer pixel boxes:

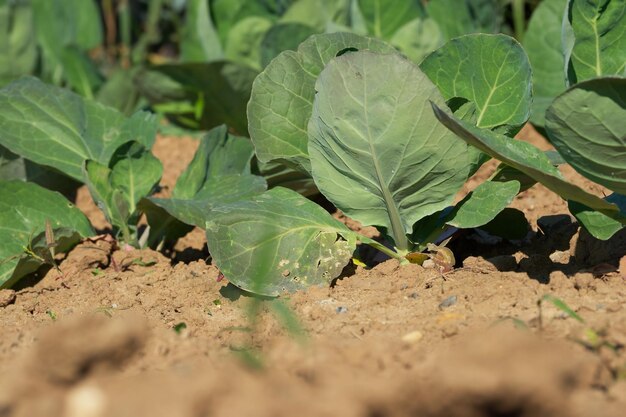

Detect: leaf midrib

[362,63,408,250]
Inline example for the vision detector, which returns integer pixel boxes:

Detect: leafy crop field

[0,1,625,416]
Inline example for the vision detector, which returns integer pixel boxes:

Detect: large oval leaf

[206,187,357,296]
[0,77,157,182]
[564,0,626,84]
[421,33,532,133]
[523,0,568,128]
[545,77,626,194]
[0,180,94,288]
[309,51,469,251]
[247,32,395,173]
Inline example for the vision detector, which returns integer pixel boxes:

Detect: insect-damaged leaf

[0,181,93,288]
[247,32,395,173]
[205,187,357,296]
[309,51,468,251]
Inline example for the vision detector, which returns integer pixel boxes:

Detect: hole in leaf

[336,47,358,57]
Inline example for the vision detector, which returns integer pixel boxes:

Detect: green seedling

[129,258,157,268]
[493,294,621,353]
[223,297,306,369]
[230,346,265,371]
[538,294,620,352]
[491,316,530,330]
[94,306,114,317]
[172,322,187,334]
[46,310,57,321]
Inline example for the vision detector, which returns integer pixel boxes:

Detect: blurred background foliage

[0,0,542,194]
[1,0,541,121]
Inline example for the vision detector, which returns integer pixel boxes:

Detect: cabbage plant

[156,32,533,296]
[0,77,161,246]
[0,79,268,286]
[435,0,626,241]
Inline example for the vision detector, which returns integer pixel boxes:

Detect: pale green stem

[513,0,525,42]
[358,236,409,265]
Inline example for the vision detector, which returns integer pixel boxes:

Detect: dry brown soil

[1,126,625,417]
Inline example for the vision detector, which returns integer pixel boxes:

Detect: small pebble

[0,289,16,308]
[65,385,107,417]
[438,295,457,309]
[336,306,348,314]
[549,250,570,264]
[401,330,423,344]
